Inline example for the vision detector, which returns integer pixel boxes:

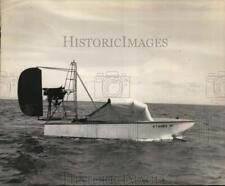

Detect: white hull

[44,120,195,141]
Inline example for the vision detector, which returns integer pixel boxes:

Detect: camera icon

[94,71,130,98]
[0,72,17,98]
[206,71,225,98]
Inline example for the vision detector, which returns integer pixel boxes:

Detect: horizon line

[1,98,225,107]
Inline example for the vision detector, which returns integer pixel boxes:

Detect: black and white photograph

[0,0,225,185]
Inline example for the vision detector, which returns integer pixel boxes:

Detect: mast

[64,60,78,120]
[72,60,78,120]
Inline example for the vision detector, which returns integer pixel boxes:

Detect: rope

[77,72,97,109]
[37,66,68,71]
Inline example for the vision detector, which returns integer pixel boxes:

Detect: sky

[1,0,225,104]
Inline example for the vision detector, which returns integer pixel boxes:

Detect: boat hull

[44,120,195,141]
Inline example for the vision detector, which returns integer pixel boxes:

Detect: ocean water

[0,99,224,185]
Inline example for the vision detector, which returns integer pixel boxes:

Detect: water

[0,100,224,185]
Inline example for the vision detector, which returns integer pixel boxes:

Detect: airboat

[18,60,195,141]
